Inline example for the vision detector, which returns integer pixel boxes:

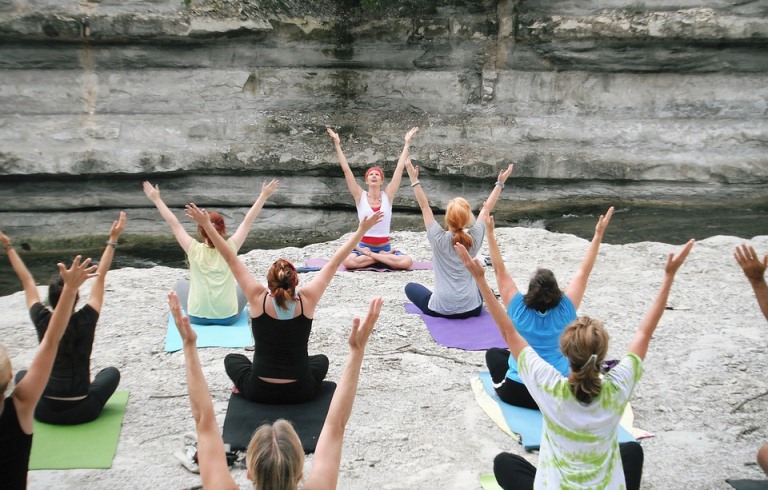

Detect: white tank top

[356,191,392,238]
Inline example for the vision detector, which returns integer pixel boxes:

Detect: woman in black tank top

[187,202,383,404]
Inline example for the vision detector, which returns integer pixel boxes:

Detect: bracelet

[411,181,421,187]
[106,240,118,249]
[495,181,505,189]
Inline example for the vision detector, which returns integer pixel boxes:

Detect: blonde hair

[0,345,12,396]
[247,419,304,490]
[560,316,609,404]
[445,197,475,250]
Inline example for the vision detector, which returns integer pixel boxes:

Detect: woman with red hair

[186,203,382,403]
[143,179,279,325]
[327,127,417,270]
[404,159,513,318]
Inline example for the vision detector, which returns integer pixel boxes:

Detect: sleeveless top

[0,396,33,489]
[357,191,392,239]
[252,294,313,379]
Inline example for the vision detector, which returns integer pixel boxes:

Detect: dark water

[1,205,765,298]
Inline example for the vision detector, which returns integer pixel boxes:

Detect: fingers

[365,296,384,324]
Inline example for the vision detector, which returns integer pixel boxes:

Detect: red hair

[365,166,385,180]
[267,259,298,309]
[198,211,226,247]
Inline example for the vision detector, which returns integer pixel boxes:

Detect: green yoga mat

[480,474,503,490]
[29,390,129,470]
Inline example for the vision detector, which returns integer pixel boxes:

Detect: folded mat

[164,308,250,353]
[302,258,433,272]
[29,390,129,470]
[480,474,504,490]
[472,372,637,451]
[404,302,506,351]
[727,480,768,490]
[222,381,336,453]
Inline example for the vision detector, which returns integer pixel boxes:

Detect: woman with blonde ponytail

[457,237,695,490]
[187,203,382,404]
[404,159,513,318]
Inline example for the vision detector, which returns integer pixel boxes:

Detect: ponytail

[560,316,609,404]
[445,198,475,251]
[267,259,298,310]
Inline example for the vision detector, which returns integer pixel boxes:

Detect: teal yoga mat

[164,308,251,352]
[476,372,636,451]
[29,390,129,470]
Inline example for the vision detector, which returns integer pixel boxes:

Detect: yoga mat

[404,302,506,351]
[222,381,336,453]
[473,372,637,451]
[164,308,250,352]
[29,390,129,470]
[480,474,504,490]
[727,480,768,490]
[303,258,433,272]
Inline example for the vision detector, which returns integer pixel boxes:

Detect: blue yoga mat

[477,371,636,451]
[164,308,251,352]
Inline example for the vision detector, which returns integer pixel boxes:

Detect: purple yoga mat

[303,258,432,272]
[403,302,507,351]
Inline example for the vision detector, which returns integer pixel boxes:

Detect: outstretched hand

[349,297,383,352]
[261,179,280,198]
[142,181,160,203]
[109,211,127,241]
[0,229,10,247]
[168,291,197,346]
[455,243,486,279]
[485,215,496,236]
[327,128,341,145]
[359,210,384,234]
[57,256,98,289]
[404,127,419,144]
[497,164,513,184]
[184,203,210,227]
[734,244,767,283]
[594,207,614,236]
[405,158,420,182]
[665,239,695,276]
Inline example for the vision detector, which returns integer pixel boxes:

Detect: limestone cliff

[0,0,766,248]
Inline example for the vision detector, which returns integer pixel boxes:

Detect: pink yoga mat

[403,302,507,351]
[303,258,432,272]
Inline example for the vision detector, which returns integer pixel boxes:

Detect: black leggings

[493,441,644,490]
[486,347,538,410]
[15,367,121,425]
[223,353,329,404]
[404,282,483,319]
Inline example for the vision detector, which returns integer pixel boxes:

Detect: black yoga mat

[726,479,768,490]
[222,381,336,453]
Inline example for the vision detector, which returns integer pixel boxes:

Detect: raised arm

[143,181,194,253]
[405,158,434,229]
[564,206,614,309]
[230,179,280,250]
[303,297,382,490]
[327,128,363,204]
[299,212,383,313]
[168,291,238,490]
[456,243,529,360]
[14,257,97,432]
[477,164,513,223]
[734,244,768,321]
[486,216,519,306]
[383,127,419,202]
[0,230,41,309]
[87,211,126,313]
[185,203,265,302]
[627,239,694,360]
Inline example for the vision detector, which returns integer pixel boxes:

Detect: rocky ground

[1,226,767,489]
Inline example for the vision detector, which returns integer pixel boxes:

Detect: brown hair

[246,419,304,490]
[0,345,11,396]
[198,211,226,248]
[445,197,475,250]
[523,268,563,313]
[267,259,298,310]
[560,316,609,404]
